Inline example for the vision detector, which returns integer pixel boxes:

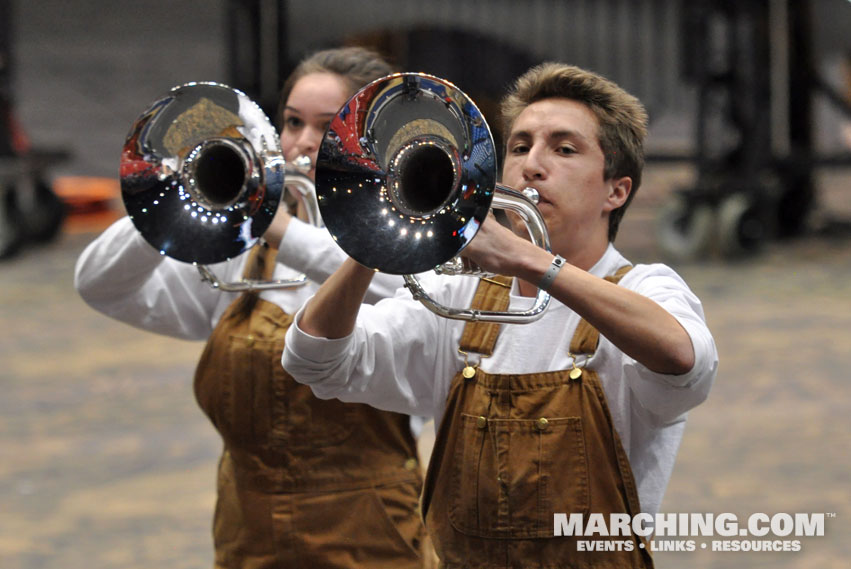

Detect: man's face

[501,98,630,259]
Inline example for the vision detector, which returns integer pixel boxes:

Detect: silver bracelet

[537,254,566,291]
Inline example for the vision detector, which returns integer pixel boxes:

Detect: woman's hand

[262,206,293,250]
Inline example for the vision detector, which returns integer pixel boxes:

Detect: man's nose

[522,147,547,180]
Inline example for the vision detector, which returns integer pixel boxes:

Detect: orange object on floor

[53,176,123,233]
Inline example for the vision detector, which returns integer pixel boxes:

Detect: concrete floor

[2,0,851,567]
[2,164,849,569]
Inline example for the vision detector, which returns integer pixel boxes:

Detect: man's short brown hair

[500,63,648,242]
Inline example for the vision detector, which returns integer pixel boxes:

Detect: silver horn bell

[121,82,323,291]
[121,82,284,265]
[316,73,551,323]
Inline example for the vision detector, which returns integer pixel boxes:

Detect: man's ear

[603,176,632,212]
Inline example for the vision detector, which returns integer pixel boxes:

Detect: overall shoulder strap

[241,242,277,280]
[457,276,512,356]
[220,243,279,323]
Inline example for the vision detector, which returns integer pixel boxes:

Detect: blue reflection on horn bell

[315,72,497,275]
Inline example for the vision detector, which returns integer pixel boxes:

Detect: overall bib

[422,272,653,568]
[194,247,425,569]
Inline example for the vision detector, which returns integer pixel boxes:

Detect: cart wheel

[656,195,715,261]
[775,179,814,238]
[0,186,24,260]
[22,179,66,243]
[717,193,766,257]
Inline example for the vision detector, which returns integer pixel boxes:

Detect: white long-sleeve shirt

[74,216,404,339]
[282,244,718,516]
[74,217,434,438]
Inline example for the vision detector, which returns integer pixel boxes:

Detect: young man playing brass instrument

[283,62,718,568]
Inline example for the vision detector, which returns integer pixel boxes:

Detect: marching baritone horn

[315,73,551,323]
[120,82,318,292]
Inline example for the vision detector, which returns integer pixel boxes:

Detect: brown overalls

[422,272,654,568]
[194,247,426,568]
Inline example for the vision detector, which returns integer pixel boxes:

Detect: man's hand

[460,215,695,375]
[459,214,552,289]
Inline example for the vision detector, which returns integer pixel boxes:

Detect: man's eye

[557,146,576,155]
[510,144,529,154]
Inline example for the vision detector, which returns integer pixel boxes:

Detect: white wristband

[537,254,566,291]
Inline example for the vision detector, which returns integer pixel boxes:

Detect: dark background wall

[9,0,851,181]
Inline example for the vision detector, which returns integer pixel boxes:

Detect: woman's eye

[284,116,303,129]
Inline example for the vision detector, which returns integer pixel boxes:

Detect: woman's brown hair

[231,46,393,321]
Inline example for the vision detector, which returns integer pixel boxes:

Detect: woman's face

[279,72,350,181]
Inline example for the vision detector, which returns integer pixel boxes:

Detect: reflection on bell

[316,72,552,323]
[120,82,284,265]
[315,73,495,275]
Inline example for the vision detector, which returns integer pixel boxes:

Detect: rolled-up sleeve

[74,216,237,339]
[282,291,446,418]
[282,310,357,391]
[619,266,719,422]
